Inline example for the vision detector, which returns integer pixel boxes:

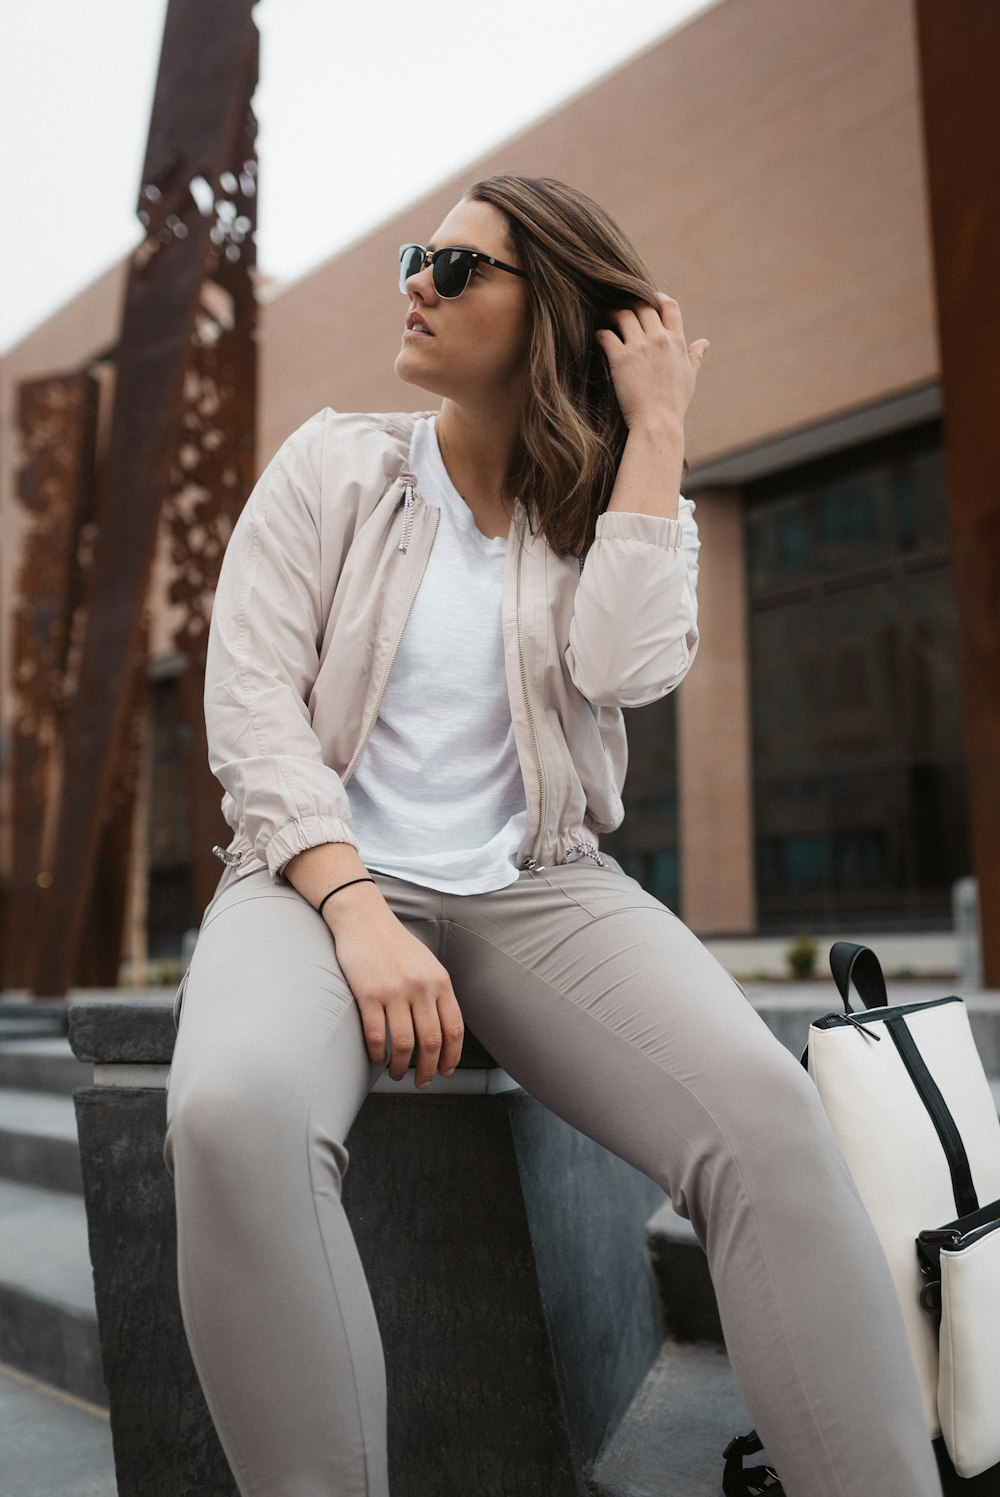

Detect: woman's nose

[405,261,438,304]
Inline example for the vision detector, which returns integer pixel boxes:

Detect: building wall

[0,0,943,925]
[259,0,937,465]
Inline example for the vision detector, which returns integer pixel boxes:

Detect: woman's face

[394,199,532,409]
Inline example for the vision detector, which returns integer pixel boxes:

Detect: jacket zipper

[342,499,440,786]
[397,473,417,554]
[516,530,547,872]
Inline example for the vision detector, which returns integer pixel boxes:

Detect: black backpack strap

[829,942,888,1012]
[830,943,978,1217]
[723,1430,784,1495]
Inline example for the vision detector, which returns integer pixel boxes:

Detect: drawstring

[212,845,246,867]
[566,841,608,868]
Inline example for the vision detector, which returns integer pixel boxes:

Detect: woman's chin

[394,347,447,397]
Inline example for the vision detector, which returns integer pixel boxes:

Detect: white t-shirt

[346,417,528,893]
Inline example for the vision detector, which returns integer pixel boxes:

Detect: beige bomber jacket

[205,407,700,880]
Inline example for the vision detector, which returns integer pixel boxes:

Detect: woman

[164,175,942,1497]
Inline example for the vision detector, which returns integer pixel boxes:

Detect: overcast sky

[0,0,718,352]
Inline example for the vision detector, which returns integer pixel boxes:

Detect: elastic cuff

[595,510,684,549]
[263,814,359,882]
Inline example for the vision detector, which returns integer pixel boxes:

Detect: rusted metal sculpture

[5,375,98,988]
[913,0,1000,985]
[160,96,258,920]
[30,0,258,995]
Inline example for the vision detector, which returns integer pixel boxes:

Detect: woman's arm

[205,415,358,879]
[284,843,466,1089]
[209,415,465,1085]
[563,294,706,707]
[596,291,708,484]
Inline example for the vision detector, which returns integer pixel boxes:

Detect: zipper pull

[918,1227,963,1247]
[521,856,546,873]
[843,1011,881,1042]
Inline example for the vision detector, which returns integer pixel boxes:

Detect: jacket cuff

[264,814,360,882]
[595,510,685,549]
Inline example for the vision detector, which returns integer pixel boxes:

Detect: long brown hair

[467,173,685,558]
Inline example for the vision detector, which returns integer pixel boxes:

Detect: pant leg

[163,868,441,1497]
[439,860,943,1497]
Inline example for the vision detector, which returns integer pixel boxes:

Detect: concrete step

[0,1036,90,1096]
[587,1339,753,1497]
[0,1087,83,1193]
[0,999,68,1043]
[646,1199,720,1345]
[0,1362,116,1497]
[0,1177,105,1406]
[586,1337,995,1497]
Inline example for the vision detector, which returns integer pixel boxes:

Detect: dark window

[746,422,970,930]
[601,692,679,912]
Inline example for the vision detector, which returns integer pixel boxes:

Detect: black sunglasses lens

[433,248,475,298]
[399,245,424,291]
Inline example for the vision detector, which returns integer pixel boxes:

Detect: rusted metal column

[912,0,1000,984]
[31,0,258,996]
[4,375,98,989]
[163,106,259,918]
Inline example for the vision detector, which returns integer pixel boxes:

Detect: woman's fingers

[401,982,465,1088]
[356,994,392,1068]
[377,985,464,1087]
[332,904,465,1087]
[384,996,417,1083]
[596,292,708,428]
[436,985,466,1079]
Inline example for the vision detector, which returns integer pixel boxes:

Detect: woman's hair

[466,173,686,558]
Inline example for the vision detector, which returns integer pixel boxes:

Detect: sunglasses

[399,243,528,299]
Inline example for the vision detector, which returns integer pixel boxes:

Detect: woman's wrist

[606,420,685,520]
[321,876,387,934]
[285,841,371,908]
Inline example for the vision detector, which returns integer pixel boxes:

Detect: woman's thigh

[164,866,448,1185]
[438,859,832,1230]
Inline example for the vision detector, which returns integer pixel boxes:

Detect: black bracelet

[317,877,376,918]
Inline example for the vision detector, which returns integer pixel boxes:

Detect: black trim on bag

[811,995,961,1030]
[885,1015,980,1218]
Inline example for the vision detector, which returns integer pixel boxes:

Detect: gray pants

[164,859,943,1497]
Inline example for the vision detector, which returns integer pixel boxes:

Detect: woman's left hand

[595,293,709,433]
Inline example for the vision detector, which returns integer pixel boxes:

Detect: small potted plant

[786,934,819,979]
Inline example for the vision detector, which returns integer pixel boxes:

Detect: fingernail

[417,1078,432,1089]
[442,1067,456,1077]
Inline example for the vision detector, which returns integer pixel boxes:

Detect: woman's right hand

[326,886,465,1088]
[285,842,465,1087]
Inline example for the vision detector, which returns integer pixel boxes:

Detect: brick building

[0,0,983,971]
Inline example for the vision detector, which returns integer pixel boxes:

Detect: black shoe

[722,1430,785,1495]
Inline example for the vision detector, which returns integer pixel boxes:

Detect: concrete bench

[69,995,668,1497]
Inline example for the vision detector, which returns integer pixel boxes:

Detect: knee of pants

[672,1043,844,1231]
[165,1065,349,1200]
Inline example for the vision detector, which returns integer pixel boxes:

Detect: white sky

[0,0,718,352]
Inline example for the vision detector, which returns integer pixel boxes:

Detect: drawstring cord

[566,841,608,868]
